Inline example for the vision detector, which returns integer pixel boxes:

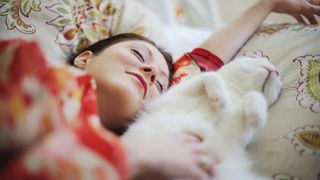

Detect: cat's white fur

[123,57,282,180]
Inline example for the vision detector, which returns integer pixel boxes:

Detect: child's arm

[200,0,320,64]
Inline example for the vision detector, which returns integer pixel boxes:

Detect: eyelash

[156,81,164,92]
[131,48,145,62]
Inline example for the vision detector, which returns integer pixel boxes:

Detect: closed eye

[131,48,145,62]
[156,80,164,93]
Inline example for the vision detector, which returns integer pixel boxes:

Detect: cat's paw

[263,69,281,106]
[243,91,268,128]
[202,72,229,110]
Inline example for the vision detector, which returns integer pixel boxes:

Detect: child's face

[83,40,170,132]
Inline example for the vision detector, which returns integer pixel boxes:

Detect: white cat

[123,57,281,180]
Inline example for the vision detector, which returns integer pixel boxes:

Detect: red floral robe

[172,48,224,85]
[0,39,127,180]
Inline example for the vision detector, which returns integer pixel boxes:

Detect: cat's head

[218,57,281,106]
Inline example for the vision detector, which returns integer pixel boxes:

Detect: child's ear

[74,51,93,69]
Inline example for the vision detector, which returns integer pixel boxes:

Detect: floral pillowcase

[0,0,165,61]
[238,24,320,180]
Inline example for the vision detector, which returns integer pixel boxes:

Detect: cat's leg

[202,72,229,110]
[167,72,229,110]
[241,91,268,145]
[263,70,282,106]
[243,91,268,128]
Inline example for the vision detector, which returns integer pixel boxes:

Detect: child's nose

[140,65,159,85]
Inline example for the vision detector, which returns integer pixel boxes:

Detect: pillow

[112,0,165,45]
[237,23,320,180]
[0,0,213,62]
[172,23,320,180]
[0,0,126,61]
[0,0,168,62]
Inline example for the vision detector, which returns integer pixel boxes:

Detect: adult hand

[121,133,214,180]
[269,0,320,24]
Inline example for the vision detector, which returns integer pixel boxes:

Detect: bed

[0,0,319,179]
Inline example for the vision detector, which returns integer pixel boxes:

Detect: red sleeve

[172,48,224,85]
[0,39,128,180]
[189,48,224,71]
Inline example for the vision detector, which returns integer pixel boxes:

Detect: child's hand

[268,0,320,24]
[122,133,214,180]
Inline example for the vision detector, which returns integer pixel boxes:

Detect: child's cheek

[147,87,161,101]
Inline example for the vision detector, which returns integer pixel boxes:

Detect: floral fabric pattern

[238,50,270,61]
[284,125,320,157]
[235,23,320,180]
[172,48,224,86]
[0,0,41,34]
[46,0,122,53]
[172,53,201,86]
[0,39,127,179]
[293,55,320,113]
[0,0,124,61]
[272,172,302,180]
[255,23,320,37]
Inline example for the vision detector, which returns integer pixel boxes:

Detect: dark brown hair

[68,33,174,86]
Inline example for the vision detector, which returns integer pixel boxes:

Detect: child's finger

[303,14,318,24]
[291,14,307,24]
[306,2,320,15]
